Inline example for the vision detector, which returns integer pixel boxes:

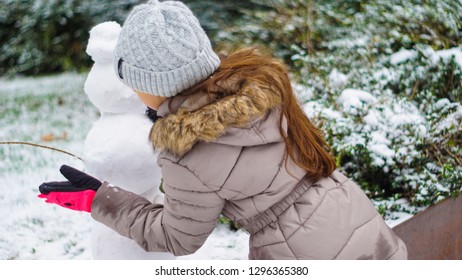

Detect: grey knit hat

[114,0,220,97]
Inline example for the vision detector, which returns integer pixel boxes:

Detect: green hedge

[0,0,265,76]
[219,0,461,214]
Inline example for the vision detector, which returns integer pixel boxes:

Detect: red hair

[184,47,336,179]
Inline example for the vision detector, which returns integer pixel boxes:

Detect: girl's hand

[38,165,101,212]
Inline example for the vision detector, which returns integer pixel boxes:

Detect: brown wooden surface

[393,194,462,259]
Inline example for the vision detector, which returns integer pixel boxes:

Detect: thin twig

[305,0,315,54]
[444,147,462,166]
[409,80,420,100]
[0,141,84,161]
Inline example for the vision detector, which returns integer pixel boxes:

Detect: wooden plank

[393,195,462,259]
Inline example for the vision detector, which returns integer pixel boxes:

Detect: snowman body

[83,21,175,260]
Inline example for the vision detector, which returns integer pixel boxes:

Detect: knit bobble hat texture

[114,0,220,97]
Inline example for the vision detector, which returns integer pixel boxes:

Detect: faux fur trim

[149,81,282,156]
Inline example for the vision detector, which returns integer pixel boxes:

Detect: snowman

[83,21,175,260]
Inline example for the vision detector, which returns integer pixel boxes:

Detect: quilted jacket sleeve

[91,161,225,256]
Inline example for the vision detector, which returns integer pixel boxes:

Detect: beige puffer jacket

[91,79,407,259]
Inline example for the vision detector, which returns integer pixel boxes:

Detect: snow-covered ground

[0,73,411,260]
[0,73,251,260]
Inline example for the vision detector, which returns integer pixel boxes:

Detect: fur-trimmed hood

[149,79,284,156]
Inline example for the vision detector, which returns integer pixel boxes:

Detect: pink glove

[38,165,101,213]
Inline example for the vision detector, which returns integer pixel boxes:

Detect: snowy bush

[212,0,462,217]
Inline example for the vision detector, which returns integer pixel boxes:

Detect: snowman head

[86,21,121,63]
[84,22,146,114]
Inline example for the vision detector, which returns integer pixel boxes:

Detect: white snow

[390,49,417,65]
[389,113,425,129]
[178,224,249,260]
[435,104,462,135]
[303,101,343,120]
[373,198,419,228]
[369,142,395,167]
[337,89,377,114]
[0,72,86,98]
[329,69,348,88]
[363,110,380,128]
[420,45,440,65]
[324,36,369,49]
[0,72,251,260]
[292,82,314,103]
[393,45,462,68]
[373,67,398,85]
[385,212,414,228]
[0,146,93,260]
[436,46,462,69]
[434,98,451,110]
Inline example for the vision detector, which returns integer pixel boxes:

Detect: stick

[0,141,84,161]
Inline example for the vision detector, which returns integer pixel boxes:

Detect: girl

[39,0,407,259]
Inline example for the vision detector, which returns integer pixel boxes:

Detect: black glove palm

[38,165,102,212]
